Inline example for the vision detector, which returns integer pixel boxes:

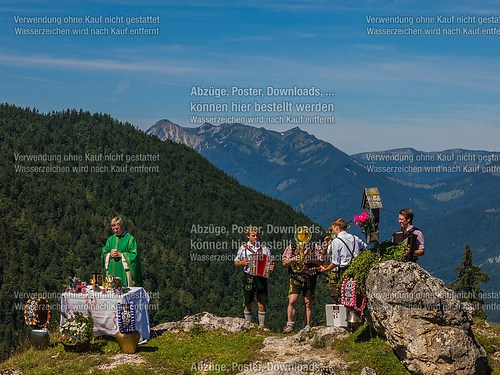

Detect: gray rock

[152,311,254,336]
[308,326,349,347]
[366,260,490,374]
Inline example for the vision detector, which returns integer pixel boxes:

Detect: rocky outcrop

[366,260,490,375]
[152,311,254,335]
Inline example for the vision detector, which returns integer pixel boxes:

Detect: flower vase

[62,340,91,352]
[30,328,50,350]
[115,331,140,354]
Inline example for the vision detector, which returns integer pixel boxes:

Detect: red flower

[354,212,376,235]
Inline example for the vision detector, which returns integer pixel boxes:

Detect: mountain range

[148,120,427,230]
[148,119,500,321]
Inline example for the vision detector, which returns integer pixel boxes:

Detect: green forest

[0,104,335,360]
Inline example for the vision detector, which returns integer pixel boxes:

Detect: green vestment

[101,232,143,287]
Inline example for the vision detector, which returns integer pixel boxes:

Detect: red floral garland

[340,276,366,312]
[24,298,51,328]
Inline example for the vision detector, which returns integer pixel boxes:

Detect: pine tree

[449,245,490,319]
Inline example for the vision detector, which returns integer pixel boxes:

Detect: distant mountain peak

[200,122,215,131]
[157,118,177,125]
[147,119,202,148]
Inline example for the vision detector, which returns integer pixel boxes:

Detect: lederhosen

[327,236,355,303]
[288,243,318,299]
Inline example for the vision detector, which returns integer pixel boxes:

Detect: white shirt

[235,241,271,274]
[327,231,367,267]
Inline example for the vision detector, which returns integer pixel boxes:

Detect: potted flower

[59,311,94,352]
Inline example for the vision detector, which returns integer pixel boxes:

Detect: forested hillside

[0,104,326,360]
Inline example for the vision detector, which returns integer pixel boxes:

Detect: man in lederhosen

[282,228,323,333]
[234,226,274,329]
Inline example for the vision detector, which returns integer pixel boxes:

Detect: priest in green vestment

[101,216,143,287]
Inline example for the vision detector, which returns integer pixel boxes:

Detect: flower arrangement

[117,302,136,333]
[110,276,123,289]
[353,211,376,235]
[340,276,366,312]
[64,276,82,293]
[24,298,51,328]
[59,311,94,346]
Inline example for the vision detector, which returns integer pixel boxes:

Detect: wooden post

[361,187,383,243]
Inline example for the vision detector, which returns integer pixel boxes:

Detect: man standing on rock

[234,226,274,329]
[392,208,425,262]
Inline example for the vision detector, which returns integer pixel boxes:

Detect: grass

[0,337,138,375]
[141,327,265,374]
[0,328,265,375]
[331,323,410,375]
[474,319,500,375]
[2,321,499,374]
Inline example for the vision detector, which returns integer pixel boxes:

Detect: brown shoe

[282,325,294,334]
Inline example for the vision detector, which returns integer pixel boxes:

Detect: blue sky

[1,0,499,154]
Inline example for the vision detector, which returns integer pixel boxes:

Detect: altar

[60,287,150,343]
